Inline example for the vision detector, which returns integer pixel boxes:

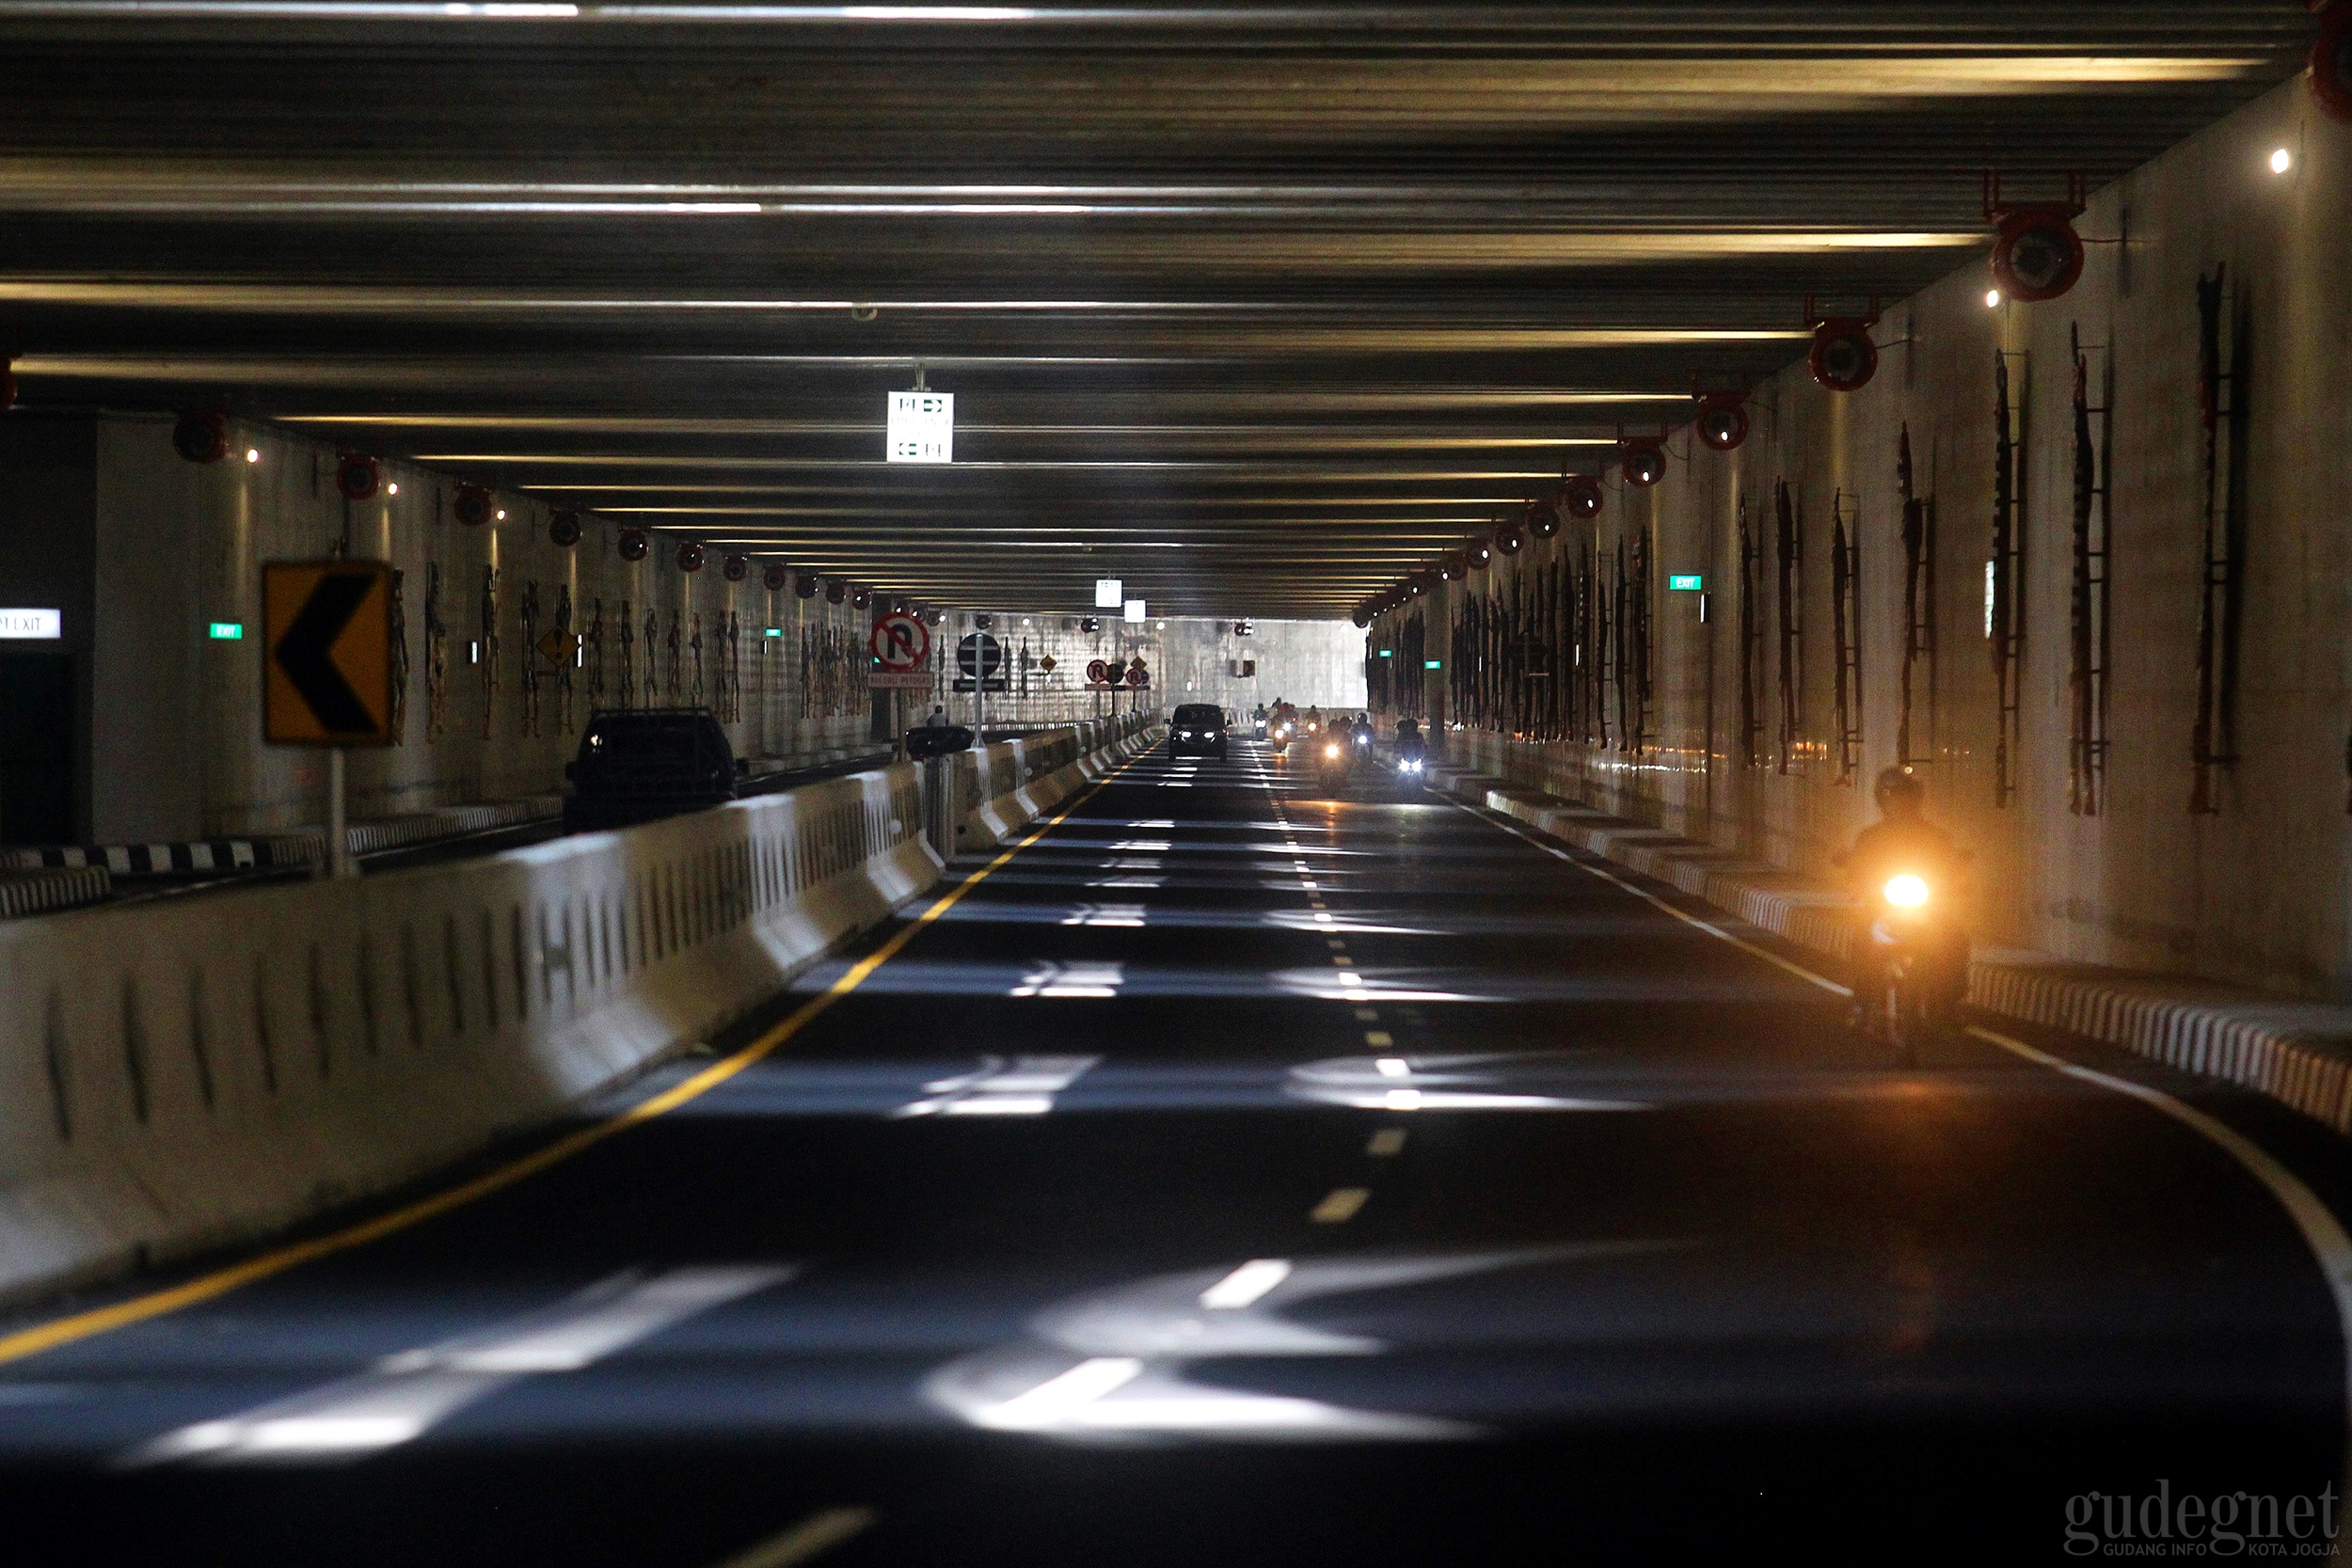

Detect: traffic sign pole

[327,747,351,879]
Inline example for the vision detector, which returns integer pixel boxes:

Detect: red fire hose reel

[1562,472,1605,520]
[335,451,380,501]
[1984,170,2089,304]
[172,409,230,464]
[1805,295,1883,394]
[1620,434,1667,487]
[1693,390,1750,452]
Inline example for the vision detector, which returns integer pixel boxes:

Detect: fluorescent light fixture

[0,609,63,640]
[1095,578,1123,608]
[1124,599,1146,624]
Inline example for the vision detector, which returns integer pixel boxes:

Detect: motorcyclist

[1393,717,1428,778]
[1836,766,1970,1031]
[1351,712,1375,749]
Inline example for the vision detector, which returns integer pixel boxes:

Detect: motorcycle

[1394,737,1427,786]
[1252,714,1269,739]
[1313,735,1352,794]
[1861,870,1967,1067]
[1270,721,1293,755]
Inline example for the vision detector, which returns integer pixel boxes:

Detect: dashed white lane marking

[1199,1259,1294,1309]
[1009,962,1123,1000]
[896,1055,1101,1117]
[1450,792,2352,1428]
[1366,1128,1409,1157]
[1364,1031,1394,1048]
[1310,1187,1371,1224]
[710,1508,879,1568]
[125,1266,791,1466]
[1354,1008,1380,1023]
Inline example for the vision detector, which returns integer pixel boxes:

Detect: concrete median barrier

[0,708,1166,1308]
[0,764,938,1308]
[957,711,1163,849]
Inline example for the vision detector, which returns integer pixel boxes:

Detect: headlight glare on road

[1883,874,1930,910]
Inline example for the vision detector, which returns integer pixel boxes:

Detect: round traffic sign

[1125,665,1150,689]
[870,611,929,672]
[957,632,1004,679]
[1086,658,1109,685]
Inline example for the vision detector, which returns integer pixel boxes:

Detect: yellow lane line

[0,738,1157,1370]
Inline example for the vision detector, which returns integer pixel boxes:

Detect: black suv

[1169,703,1230,759]
[564,707,745,832]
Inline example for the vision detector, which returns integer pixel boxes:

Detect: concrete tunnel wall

[4,416,881,844]
[0,412,1364,847]
[1371,73,2352,1004]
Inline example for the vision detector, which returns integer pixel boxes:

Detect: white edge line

[1448,791,2352,1431]
[1447,797,1848,995]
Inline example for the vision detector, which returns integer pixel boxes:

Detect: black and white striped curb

[0,865,111,919]
[0,795,564,879]
[1453,779,2352,1140]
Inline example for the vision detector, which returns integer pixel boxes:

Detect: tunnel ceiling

[0,3,2315,618]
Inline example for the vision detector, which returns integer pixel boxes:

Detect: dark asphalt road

[3,740,2345,1563]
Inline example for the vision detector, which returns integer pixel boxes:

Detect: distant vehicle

[1394,719,1427,784]
[904,724,976,761]
[1169,703,1230,759]
[1313,732,1352,793]
[564,707,746,832]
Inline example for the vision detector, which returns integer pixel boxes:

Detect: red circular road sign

[870,611,930,671]
[1086,657,1110,685]
[1125,664,1150,689]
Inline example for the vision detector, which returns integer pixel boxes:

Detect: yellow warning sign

[262,561,396,746]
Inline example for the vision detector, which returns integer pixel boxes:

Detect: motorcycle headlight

[1883,874,1931,910]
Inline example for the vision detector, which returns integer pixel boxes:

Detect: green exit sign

[1377,648,1393,657]
[208,622,244,641]
[764,626,784,638]
[1424,658,1443,670]
[1668,575,1704,592]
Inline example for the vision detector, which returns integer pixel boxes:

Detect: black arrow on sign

[275,572,376,733]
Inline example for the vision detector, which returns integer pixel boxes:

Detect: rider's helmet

[1873,765,1927,814]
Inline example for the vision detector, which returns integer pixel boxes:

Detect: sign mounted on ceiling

[1094,578,1123,610]
[886,390,954,464]
[0,609,63,640]
[1123,598,1147,624]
